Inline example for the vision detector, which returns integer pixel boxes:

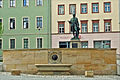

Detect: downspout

[47,0,51,48]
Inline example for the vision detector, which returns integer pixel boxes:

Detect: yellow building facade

[51,0,120,54]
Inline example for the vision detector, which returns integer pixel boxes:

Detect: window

[81,3,87,14]
[10,39,15,49]
[0,39,2,49]
[10,18,15,29]
[104,19,111,32]
[0,0,3,8]
[37,38,42,48]
[10,0,15,7]
[81,41,88,48]
[0,19,2,28]
[69,4,76,14]
[23,38,29,49]
[36,17,43,28]
[81,20,88,33]
[92,3,99,13]
[94,40,111,48]
[0,19,2,33]
[58,5,65,15]
[23,0,29,7]
[58,21,65,33]
[23,18,29,29]
[59,42,70,48]
[104,2,111,13]
[36,0,43,6]
[92,20,99,32]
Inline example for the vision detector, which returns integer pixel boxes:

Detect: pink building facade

[52,32,120,54]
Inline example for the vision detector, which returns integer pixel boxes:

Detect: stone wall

[3,48,117,75]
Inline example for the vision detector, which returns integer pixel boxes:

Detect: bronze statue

[68,14,80,40]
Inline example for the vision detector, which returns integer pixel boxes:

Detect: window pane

[23,18,28,29]
[37,38,42,48]
[0,19,2,25]
[10,18,15,29]
[0,0,2,8]
[37,17,42,28]
[103,41,111,48]
[93,3,98,12]
[37,0,42,6]
[81,42,88,48]
[105,3,111,12]
[10,0,15,7]
[23,0,29,6]
[70,4,76,14]
[93,22,99,32]
[105,22,111,32]
[58,5,64,15]
[81,21,88,33]
[94,41,102,48]
[59,42,70,48]
[24,39,28,49]
[58,22,64,33]
[0,39,2,49]
[94,40,111,48]
[81,4,87,13]
[10,39,15,49]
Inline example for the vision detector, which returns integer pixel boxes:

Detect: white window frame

[22,38,30,49]
[9,38,16,49]
[36,37,43,48]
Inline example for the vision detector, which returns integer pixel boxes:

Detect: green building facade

[0,0,51,56]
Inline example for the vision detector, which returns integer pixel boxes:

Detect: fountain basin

[35,64,72,75]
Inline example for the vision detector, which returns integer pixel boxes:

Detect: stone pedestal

[11,69,21,76]
[70,39,81,48]
[35,64,72,75]
[85,71,94,77]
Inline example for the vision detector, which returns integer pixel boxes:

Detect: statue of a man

[68,14,80,39]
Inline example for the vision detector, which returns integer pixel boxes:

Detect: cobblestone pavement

[0,72,120,80]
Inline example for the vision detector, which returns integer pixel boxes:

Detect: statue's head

[73,14,75,18]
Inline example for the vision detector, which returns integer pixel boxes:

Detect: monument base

[35,64,72,75]
[70,39,81,48]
